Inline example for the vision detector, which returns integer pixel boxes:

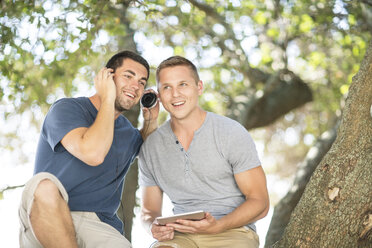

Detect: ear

[197,80,203,96]
[157,90,162,103]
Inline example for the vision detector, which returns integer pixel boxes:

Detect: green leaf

[267,27,280,38]
[299,14,314,33]
[174,46,184,55]
[348,14,356,26]
[254,11,267,25]
[340,84,349,95]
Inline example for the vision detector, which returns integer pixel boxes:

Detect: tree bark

[120,105,140,242]
[265,126,337,247]
[272,41,372,248]
[113,1,141,241]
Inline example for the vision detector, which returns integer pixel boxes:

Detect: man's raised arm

[61,68,116,166]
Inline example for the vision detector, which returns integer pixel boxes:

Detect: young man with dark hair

[19,50,159,248]
[139,56,269,248]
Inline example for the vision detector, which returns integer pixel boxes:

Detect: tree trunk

[113,1,141,241]
[120,104,140,242]
[265,126,337,247]
[121,161,139,242]
[272,41,372,248]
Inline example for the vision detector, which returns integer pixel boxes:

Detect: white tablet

[155,210,206,225]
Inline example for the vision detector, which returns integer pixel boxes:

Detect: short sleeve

[221,120,261,174]
[138,143,157,187]
[42,98,91,152]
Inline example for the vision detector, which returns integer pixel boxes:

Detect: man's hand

[142,89,159,121]
[166,212,223,235]
[94,67,116,103]
[151,222,175,241]
[140,89,159,140]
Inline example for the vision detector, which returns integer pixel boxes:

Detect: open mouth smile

[172,101,185,107]
[124,91,136,99]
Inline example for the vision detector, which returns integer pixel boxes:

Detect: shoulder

[141,120,170,148]
[208,112,245,131]
[53,97,84,105]
[50,97,73,108]
[44,97,92,126]
[49,97,87,113]
[207,112,253,149]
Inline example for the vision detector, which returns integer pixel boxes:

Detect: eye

[180,82,187,86]
[139,81,146,86]
[124,74,132,79]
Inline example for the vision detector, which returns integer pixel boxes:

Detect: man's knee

[152,245,177,248]
[33,179,63,208]
[151,242,180,248]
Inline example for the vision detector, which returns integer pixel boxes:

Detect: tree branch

[227,69,313,129]
[0,184,25,195]
[360,0,372,7]
[188,0,270,85]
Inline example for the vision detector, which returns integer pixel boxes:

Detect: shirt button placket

[184,152,190,181]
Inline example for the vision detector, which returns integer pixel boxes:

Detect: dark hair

[156,56,200,84]
[106,50,150,79]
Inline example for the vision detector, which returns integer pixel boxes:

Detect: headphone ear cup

[141,92,157,109]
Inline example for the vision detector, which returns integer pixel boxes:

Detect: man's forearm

[83,99,115,159]
[140,119,158,140]
[216,198,269,233]
[82,67,116,163]
[141,212,158,235]
[63,98,115,166]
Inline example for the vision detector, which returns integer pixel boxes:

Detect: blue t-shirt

[34,97,143,234]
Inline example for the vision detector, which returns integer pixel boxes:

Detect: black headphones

[140,92,157,109]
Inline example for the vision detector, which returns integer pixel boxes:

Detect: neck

[89,94,121,119]
[170,107,207,134]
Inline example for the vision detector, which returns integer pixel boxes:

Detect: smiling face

[158,65,203,121]
[113,58,148,112]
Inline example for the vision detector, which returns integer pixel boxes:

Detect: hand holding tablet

[155,210,206,225]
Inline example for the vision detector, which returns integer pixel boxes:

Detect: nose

[172,87,180,97]
[129,78,140,91]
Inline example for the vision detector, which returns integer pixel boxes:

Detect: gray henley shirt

[139,112,261,231]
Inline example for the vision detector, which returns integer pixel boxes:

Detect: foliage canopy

[1,0,370,185]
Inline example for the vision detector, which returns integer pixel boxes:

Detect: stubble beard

[115,96,134,112]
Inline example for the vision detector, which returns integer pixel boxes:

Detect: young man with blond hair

[139,56,269,248]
